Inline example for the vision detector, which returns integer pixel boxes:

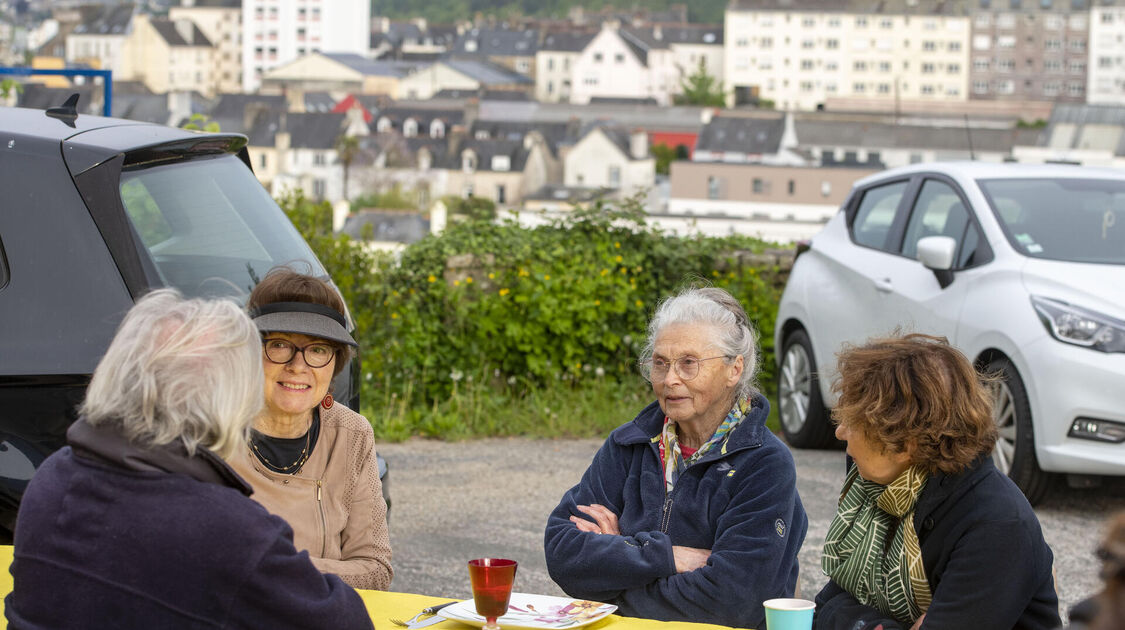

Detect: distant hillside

[371,0,727,25]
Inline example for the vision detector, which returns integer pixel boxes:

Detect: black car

[0,100,385,540]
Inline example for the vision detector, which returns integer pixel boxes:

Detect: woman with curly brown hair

[814,333,1060,630]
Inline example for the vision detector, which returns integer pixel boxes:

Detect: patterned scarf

[821,464,932,626]
[657,396,750,493]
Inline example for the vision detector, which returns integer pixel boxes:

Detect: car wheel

[988,357,1052,505]
[778,329,835,448]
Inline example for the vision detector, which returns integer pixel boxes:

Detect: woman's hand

[672,546,711,573]
[570,503,621,535]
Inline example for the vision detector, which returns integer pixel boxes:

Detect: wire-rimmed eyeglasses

[262,338,337,368]
[640,355,731,382]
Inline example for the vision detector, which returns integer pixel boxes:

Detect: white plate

[437,593,617,629]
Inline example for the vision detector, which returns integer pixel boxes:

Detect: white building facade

[241,0,370,92]
[1088,4,1125,105]
[724,1,971,111]
[170,1,242,96]
[569,25,674,106]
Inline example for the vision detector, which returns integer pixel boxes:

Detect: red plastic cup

[468,558,518,629]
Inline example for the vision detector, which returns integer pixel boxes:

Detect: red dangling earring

[320,394,334,410]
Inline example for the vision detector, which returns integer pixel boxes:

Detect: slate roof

[727,0,972,14]
[576,122,647,160]
[451,28,539,57]
[377,106,464,130]
[1041,103,1125,156]
[617,29,651,65]
[151,18,212,47]
[440,138,532,172]
[793,116,1040,153]
[178,0,240,7]
[304,92,337,113]
[113,91,170,124]
[16,83,100,114]
[590,96,659,106]
[623,24,723,46]
[208,93,287,134]
[341,211,430,244]
[469,119,572,155]
[286,112,347,150]
[322,53,418,78]
[540,31,596,52]
[695,115,787,154]
[71,3,134,36]
[443,59,533,85]
[431,88,532,101]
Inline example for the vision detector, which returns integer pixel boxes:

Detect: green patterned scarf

[821,464,932,626]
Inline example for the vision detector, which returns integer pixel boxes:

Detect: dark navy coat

[5,419,374,630]
[815,457,1061,630]
[545,395,808,629]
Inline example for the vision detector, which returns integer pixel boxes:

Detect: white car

[775,162,1125,503]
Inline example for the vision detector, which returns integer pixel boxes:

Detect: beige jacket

[229,403,393,590]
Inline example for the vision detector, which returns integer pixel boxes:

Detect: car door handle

[874,278,893,293]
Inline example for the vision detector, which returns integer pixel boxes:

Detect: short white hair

[80,289,263,460]
[639,286,760,400]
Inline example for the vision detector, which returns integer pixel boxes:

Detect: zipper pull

[316,479,322,501]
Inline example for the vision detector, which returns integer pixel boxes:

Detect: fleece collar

[67,418,253,496]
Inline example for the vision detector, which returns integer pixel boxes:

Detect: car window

[851,180,908,251]
[979,177,1125,264]
[119,155,325,300]
[901,180,971,259]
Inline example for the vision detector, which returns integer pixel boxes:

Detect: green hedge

[281,192,791,440]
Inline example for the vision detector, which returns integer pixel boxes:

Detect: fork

[389,601,456,627]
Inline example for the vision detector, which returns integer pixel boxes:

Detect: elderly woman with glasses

[6,290,373,628]
[227,267,392,590]
[544,287,807,629]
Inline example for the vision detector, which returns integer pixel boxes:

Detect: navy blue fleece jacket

[544,395,807,629]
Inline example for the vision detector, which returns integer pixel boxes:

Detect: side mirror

[917,236,957,289]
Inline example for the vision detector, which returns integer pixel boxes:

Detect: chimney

[630,128,648,160]
[464,97,480,128]
[701,107,716,125]
[174,19,194,45]
[653,25,663,41]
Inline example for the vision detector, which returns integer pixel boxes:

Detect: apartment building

[64,3,134,71]
[1088,2,1125,104]
[968,1,1090,103]
[535,30,595,103]
[120,14,215,96]
[724,0,971,111]
[241,0,369,92]
[170,0,241,95]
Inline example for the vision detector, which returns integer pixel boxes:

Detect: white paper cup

[763,598,815,630]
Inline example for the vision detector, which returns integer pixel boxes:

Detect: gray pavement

[379,437,1125,619]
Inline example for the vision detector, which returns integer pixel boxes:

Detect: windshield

[978,177,1125,265]
[119,154,325,301]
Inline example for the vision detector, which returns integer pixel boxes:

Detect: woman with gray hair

[544,286,808,629]
[5,290,374,629]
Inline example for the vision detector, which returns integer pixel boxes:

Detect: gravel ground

[379,437,1125,619]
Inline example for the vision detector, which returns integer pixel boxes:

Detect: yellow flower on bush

[488,272,495,280]
[594,299,601,306]
[635,299,644,307]
[453,280,461,287]
[427,274,436,283]
[600,268,609,276]
[518,268,530,277]
[466,276,474,284]
[711,270,720,277]
[391,313,399,319]
[614,241,621,248]
[499,288,510,296]
[620,268,627,274]
[545,274,551,280]
[614,255,623,263]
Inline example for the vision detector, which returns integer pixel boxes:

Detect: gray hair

[639,287,760,399]
[80,289,263,460]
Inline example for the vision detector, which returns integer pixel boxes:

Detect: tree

[673,58,726,107]
[181,113,220,132]
[0,78,23,101]
[335,134,361,201]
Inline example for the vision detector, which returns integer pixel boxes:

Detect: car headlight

[1031,296,1125,353]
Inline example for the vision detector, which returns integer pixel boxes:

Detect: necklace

[249,419,312,474]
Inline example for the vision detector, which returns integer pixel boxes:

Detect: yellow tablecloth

[0,546,742,629]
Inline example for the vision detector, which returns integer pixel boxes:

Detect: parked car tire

[988,357,1052,505]
[778,329,836,448]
